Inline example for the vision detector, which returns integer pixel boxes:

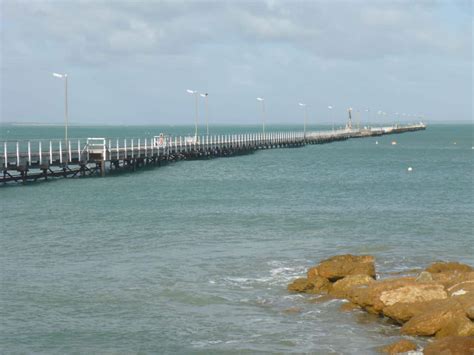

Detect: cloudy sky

[1,0,472,125]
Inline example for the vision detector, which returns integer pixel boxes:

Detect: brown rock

[436,315,474,338]
[433,271,474,290]
[379,283,447,307]
[346,277,445,315]
[316,254,376,282]
[307,266,319,280]
[426,262,473,274]
[401,299,465,336]
[330,274,375,298]
[416,271,434,282]
[288,278,313,292]
[379,339,417,354]
[448,281,474,297]
[467,306,474,320]
[306,275,331,294]
[287,276,331,294]
[339,301,360,312]
[383,299,444,324]
[423,336,474,355]
[282,307,302,314]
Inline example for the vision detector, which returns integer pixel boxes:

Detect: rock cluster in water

[288,254,474,354]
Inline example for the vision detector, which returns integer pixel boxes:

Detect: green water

[1,124,473,353]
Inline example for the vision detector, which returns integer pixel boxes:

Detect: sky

[1,0,472,126]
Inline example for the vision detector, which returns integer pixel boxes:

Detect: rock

[282,307,302,314]
[433,271,474,290]
[346,277,446,315]
[316,254,376,282]
[401,299,465,336]
[287,276,331,294]
[307,266,319,280]
[379,339,417,354]
[416,271,433,282]
[448,280,474,297]
[339,301,360,312]
[379,283,447,307]
[288,278,313,292]
[383,299,443,324]
[330,274,375,298]
[467,305,474,320]
[423,336,474,355]
[436,315,474,338]
[426,262,473,274]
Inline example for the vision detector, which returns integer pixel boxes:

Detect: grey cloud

[3,0,470,67]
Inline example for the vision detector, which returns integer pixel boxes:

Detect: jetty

[1,123,425,184]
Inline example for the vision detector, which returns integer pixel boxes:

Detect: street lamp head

[298,103,306,107]
[186,89,197,94]
[52,72,66,79]
[256,97,264,101]
[200,93,208,98]
[328,105,333,110]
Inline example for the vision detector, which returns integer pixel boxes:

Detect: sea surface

[1,124,473,354]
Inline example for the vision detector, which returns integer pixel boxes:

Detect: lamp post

[186,89,199,138]
[200,93,209,136]
[298,103,307,138]
[256,97,265,136]
[52,72,68,144]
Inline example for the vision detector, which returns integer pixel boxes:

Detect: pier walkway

[1,123,425,184]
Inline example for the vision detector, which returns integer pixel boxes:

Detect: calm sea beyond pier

[1,123,472,353]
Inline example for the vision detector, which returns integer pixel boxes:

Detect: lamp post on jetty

[52,72,68,144]
[200,93,209,136]
[186,89,199,139]
[298,102,307,139]
[256,97,266,136]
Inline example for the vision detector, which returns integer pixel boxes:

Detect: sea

[1,124,473,354]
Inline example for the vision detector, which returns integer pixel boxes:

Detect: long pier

[1,123,425,184]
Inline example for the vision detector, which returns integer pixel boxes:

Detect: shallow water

[1,124,473,353]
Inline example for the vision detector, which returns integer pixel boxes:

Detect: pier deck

[1,124,426,184]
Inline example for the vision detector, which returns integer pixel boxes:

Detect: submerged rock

[379,339,417,354]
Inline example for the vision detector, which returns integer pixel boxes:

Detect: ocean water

[1,124,473,354]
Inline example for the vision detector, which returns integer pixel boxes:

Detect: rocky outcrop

[379,339,417,354]
[287,255,474,350]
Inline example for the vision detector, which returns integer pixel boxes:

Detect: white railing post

[131,139,134,158]
[27,141,31,165]
[68,140,72,162]
[3,142,7,167]
[16,142,20,166]
[59,141,63,164]
[49,141,53,164]
[77,140,81,161]
[124,139,127,159]
[39,141,42,165]
[116,139,120,160]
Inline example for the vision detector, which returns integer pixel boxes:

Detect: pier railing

[0,124,426,183]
